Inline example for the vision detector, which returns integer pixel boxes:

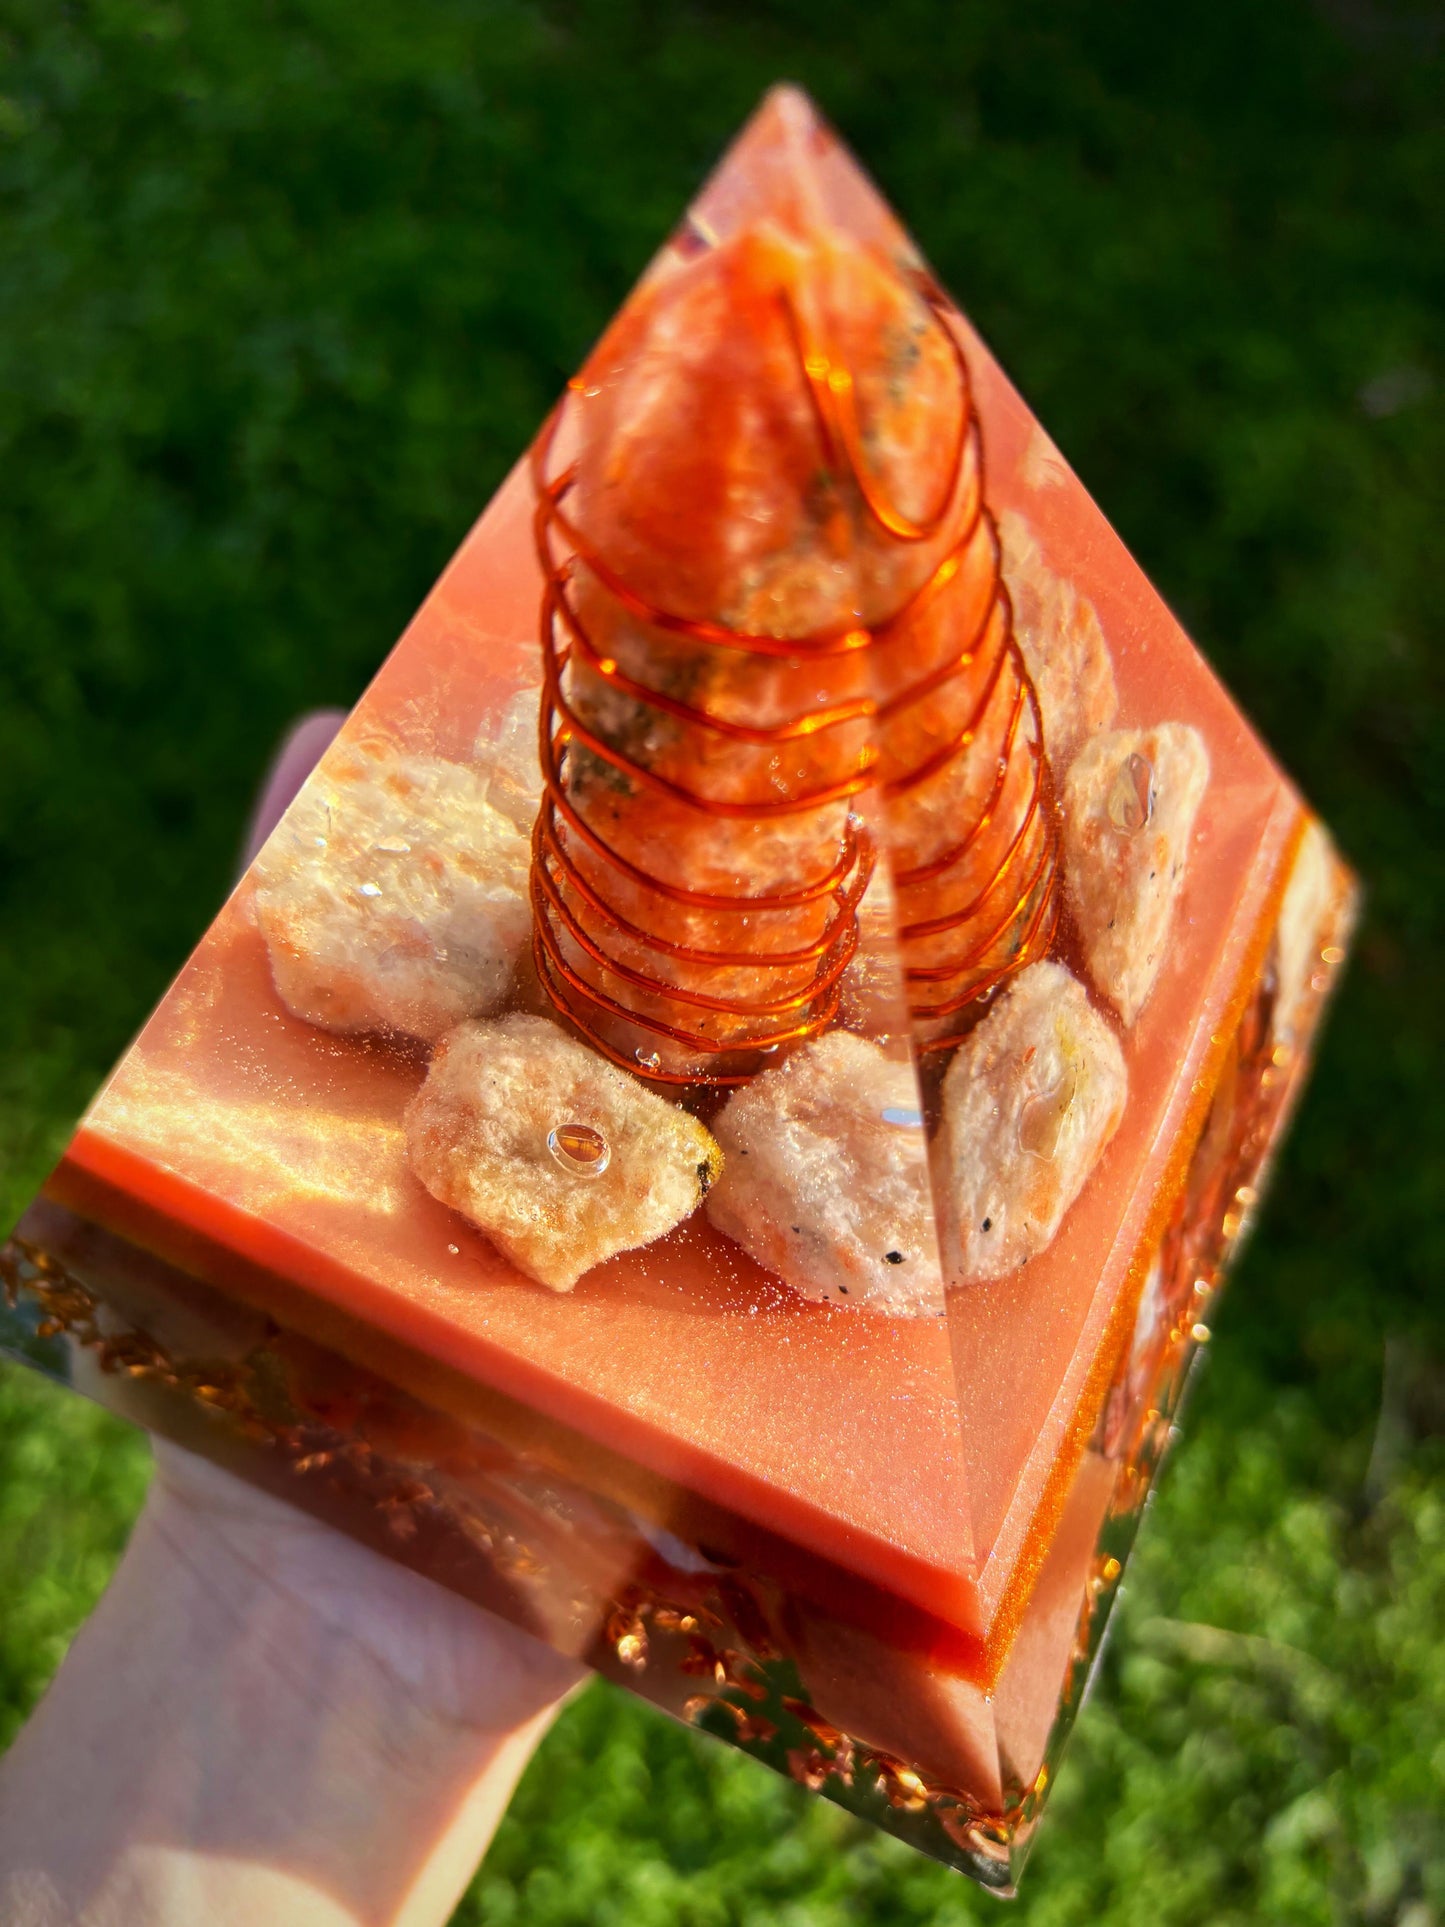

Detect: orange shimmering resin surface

[6,86,1354,1889]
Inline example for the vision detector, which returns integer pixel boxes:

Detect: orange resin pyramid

[1,87,1355,1890]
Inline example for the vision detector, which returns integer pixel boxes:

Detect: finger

[242,708,348,868]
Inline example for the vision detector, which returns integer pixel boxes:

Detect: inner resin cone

[531,214,1058,1083]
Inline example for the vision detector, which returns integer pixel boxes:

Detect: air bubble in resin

[1107,752,1156,835]
[547,1122,611,1178]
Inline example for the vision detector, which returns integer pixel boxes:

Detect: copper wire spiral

[530,257,1060,1084]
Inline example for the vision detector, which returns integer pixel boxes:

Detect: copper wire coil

[528,504,876,1084]
[883,577,1062,1051]
[529,262,1059,1081]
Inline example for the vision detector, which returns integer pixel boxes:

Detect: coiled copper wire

[530,257,1059,1083]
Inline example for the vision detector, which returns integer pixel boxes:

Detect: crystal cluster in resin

[1,87,1355,1893]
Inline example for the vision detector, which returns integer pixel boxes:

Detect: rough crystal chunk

[933,961,1127,1287]
[254,733,532,1041]
[706,1032,943,1315]
[999,508,1119,771]
[405,1014,721,1291]
[1061,722,1211,1025]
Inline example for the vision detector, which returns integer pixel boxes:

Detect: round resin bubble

[547,1122,611,1178]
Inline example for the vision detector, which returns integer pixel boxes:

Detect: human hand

[0,713,585,1927]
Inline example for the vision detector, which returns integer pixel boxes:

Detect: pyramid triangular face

[3,87,1354,1883]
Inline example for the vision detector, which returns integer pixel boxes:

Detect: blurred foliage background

[0,0,1441,1920]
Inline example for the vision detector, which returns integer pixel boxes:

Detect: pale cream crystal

[405,1014,720,1291]
[933,960,1127,1287]
[1016,420,1071,494]
[478,683,546,834]
[1061,722,1210,1027]
[1273,817,1338,1051]
[705,1031,943,1315]
[999,509,1118,773]
[253,734,532,1042]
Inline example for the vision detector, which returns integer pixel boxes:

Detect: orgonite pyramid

[1,87,1355,1891]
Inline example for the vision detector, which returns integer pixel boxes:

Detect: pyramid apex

[681,81,909,274]
[755,80,826,128]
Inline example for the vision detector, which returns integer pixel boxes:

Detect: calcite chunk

[705,1032,943,1315]
[404,1014,721,1291]
[999,509,1118,773]
[1273,818,1341,1052]
[1061,723,1210,1026]
[254,734,532,1042]
[933,961,1127,1287]
[477,683,546,834]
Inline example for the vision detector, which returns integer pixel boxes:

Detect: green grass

[0,0,1441,1918]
